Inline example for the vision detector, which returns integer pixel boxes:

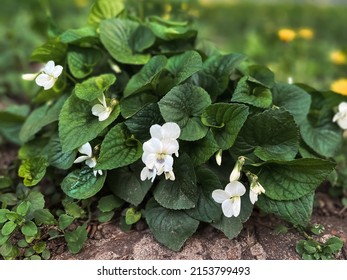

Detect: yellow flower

[278,28,296,42]
[330,51,346,65]
[74,0,88,8]
[298,28,314,40]
[331,79,347,96]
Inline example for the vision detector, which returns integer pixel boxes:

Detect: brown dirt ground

[1,144,346,260]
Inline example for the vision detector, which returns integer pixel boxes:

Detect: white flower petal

[78,142,93,157]
[229,167,241,182]
[231,197,241,217]
[215,150,222,166]
[52,65,63,78]
[85,158,96,168]
[149,124,163,139]
[35,74,54,89]
[221,199,235,217]
[212,189,230,203]
[165,170,175,181]
[140,167,150,181]
[73,155,90,163]
[163,155,173,171]
[161,122,181,139]
[44,60,55,74]
[338,102,347,112]
[143,138,162,154]
[337,118,347,129]
[143,153,157,169]
[98,110,111,121]
[249,190,258,204]
[98,170,103,175]
[93,170,97,177]
[333,112,342,123]
[92,104,106,116]
[22,73,38,81]
[225,181,246,197]
[161,138,179,155]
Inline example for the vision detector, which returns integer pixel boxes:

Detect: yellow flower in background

[74,0,89,8]
[330,50,346,65]
[298,28,314,40]
[331,79,347,96]
[278,28,296,42]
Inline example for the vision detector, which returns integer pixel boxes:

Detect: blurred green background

[1,0,347,104]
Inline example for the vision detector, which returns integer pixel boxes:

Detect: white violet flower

[212,181,246,218]
[32,60,63,90]
[92,93,114,122]
[140,122,181,182]
[333,102,347,129]
[249,181,266,204]
[73,142,102,177]
[229,156,245,182]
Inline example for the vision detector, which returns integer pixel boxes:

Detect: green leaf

[34,209,57,225]
[120,92,158,118]
[189,72,219,102]
[247,65,275,88]
[203,53,246,94]
[153,154,197,210]
[1,221,17,236]
[61,167,106,199]
[48,133,77,169]
[59,93,120,152]
[19,96,67,143]
[165,51,202,86]
[100,19,152,65]
[21,221,38,237]
[0,209,10,223]
[42,248,51,260]
[0,176,12,190]
[33,241,46,254]
[18,138,49,160]
[272,83,311,125]
[0,241,14,257]
[124,55,167,96]
[125,208,141,225]
[107,164,152,206]
[158,84,211,141]
[212,216,243,239]
[0,194,18,207]
[16,201,31,217]
[185,166,222,223]
[232,76,273,108]
[257,192,314,226]
[59,26,98,44]
[233,108,299,161]
[64,224,88,254]
[145,199,199,251]
[88,0,124,25]
[0,233,9,246]
[180,131,219,166]
[97,211,114,223]
[201,103,249,150]
[96,124,142,170]
[97,195,123,212]
[30,38,67,63]
[324,237,343,253]
[146,16,197,41]
[25,191,45,217]
[18,157,48,187]
[67,46,101,79]
[64,202,85,219]
[124,103,164,142]
[257,158,335,201]
[58,214,74,231]
[74,74,116,102]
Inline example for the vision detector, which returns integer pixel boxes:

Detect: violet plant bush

[8,0,347,252]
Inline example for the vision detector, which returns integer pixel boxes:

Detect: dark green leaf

[97,195,123,212]
[21,221,38,237]
[19,96,67,143]
[120,92,158,118]
[145,199,199,251]
[34,209,57,225]
[67,46,101,79]
[153,154,197,210]
[272,83,311,125]
[324,237,343,253]
[0,209,10,223]
[100,19,151,65]
[201,103,249,150]
[16,201,31,216]
[59,26,98,44]
[61,167,106,199]
[257,192,314,226]
[257,158,335,200]
[58,214,74,231]
[247,65,275,88]
[124,55,167,96]
[96,124,142,170]
[158,84,211,141]
[212,216,243,239]
[59,93,120,152]
[30,38,67,63]
[97,211,114,223]
[48,133,77,169]
[1,221,17,236]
